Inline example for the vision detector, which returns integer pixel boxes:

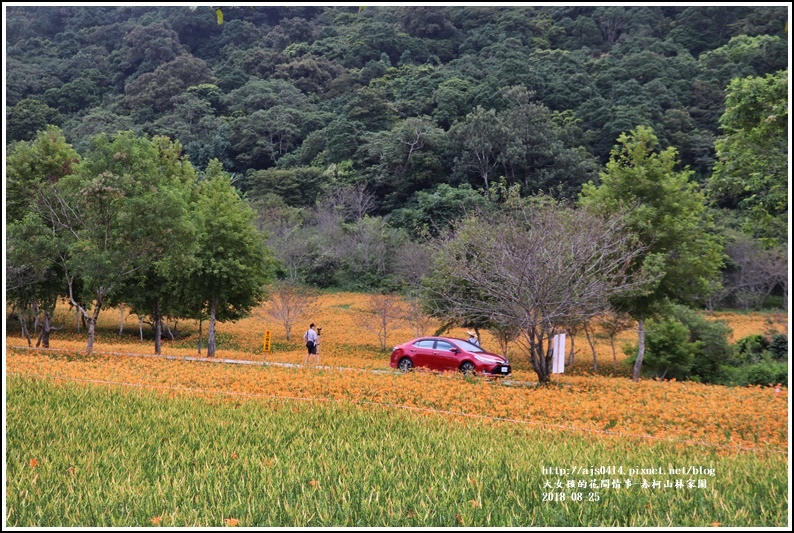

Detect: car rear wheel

[398,357,414,372]
[460,361,475,376]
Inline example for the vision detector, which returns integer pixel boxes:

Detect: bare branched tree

[489,322,520,358]
[254,199,313,284]
[323,183,375,222]
[402,293,436,338]
[268,224,314,283]
[394,240,434,291]
[594,309,636,372]
[562,319,586,366]
[424,200,652,383]
[718,235,788,310]
[583,321,599,371]
[263,281,319,341]
[361,293,406,351]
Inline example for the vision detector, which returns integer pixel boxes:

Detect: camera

[317,327,322,335]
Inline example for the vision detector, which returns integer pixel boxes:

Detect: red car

[389,336,511,376]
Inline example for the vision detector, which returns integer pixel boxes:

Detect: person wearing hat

[467,330,480,347]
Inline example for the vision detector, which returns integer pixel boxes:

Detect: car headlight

[474,354,503,364]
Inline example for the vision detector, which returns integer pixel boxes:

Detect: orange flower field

[5,292,789,454]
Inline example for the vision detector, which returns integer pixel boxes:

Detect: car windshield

[455,339,486,353]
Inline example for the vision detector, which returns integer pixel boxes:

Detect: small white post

[553,333,566,374]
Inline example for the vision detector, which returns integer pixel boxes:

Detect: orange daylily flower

[5,294,788,456]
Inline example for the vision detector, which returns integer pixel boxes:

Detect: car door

[432,340,460,371]
[409,339,437,368]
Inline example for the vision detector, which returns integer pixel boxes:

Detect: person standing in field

[467,330,480,347]
[304,323,319,365]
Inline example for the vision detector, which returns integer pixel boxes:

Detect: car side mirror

[450,348,459,353]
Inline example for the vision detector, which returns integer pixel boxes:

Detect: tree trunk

[207,299,217,357]
[632,317,645,382]
[119,304,125,335]
[567,333,575,366]
[36,307,53,348]
[32,301,40,334]
[584,324,598,372]
[610,338,618,371]
[19,309,31,347]
[139,315,144,342]
[197,317,203,356]
[86,318,96,354]
[529,333,551,384]
[166,321,176,340]
[85,303,103,355]
[154,299,162,355]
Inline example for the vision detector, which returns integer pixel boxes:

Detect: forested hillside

[5,5,788,302]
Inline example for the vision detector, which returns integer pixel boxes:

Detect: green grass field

[6,375,788,527]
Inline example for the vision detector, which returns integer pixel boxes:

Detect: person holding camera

[303,323,319,365]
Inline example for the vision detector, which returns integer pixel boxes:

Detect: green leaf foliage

[625,315,698,381]
[579,126,724,313]
[7,99,62,143]
[185,159,276,324]
[709,70,788,246]
[4,6,787,300]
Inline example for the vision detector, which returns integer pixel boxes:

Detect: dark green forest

[6,5,788,302]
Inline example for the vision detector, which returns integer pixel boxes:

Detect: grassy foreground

[6,376,787,527]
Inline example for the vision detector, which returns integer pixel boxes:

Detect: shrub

[768,334,788,361]
[736,334,769,364]
[743,362,788,387]
[719,362,788,387]
[624,304,735,383]
[625,316,696,380]
[671,304,734,382]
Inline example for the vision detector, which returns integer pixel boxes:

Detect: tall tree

[183,159,276,357]
[497,85,598,197]
[46,131,196,354]
[449,106,509,192]
[6,126,80,348]
[708,70,788,247]
[110,136,198,355]
[579,126,724,381]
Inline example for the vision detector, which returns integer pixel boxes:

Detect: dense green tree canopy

[579,126,725,380]
[182,159,276,356]
[708,70,788,247]
[5,5,786,302]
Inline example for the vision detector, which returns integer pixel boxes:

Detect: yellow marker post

[263,330,272,355]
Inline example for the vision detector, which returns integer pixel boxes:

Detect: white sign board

[552,333,566,374]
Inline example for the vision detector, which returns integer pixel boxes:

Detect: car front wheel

[398,357,414,372]
[460,361,475,376]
